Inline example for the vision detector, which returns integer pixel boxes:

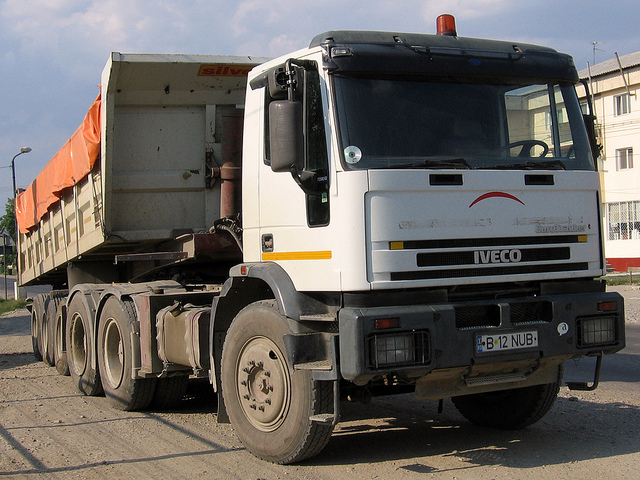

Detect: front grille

[453,300,553,330]
[383,234,592,283]
[402,235,580,250]
[510,301,553,324]
[417,247,570,267]
[391,262,589,281]
[455,304,501,329]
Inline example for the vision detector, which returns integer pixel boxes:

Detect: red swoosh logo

[469,191,525,208]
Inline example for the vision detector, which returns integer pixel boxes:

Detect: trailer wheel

[221,300,334,464]
[40,295,54,367]
[30,294,45,361]
[98,296,156,411]
[54,302,70,376]
[44,291,66,367]
[452,366,562,430]
[67,294,103,396]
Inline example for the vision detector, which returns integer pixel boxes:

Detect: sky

[1,0,640,202]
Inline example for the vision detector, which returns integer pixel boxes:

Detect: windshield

[333,77,595,171]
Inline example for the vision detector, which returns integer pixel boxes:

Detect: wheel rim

[235,336,290,432]
[102,317,124,389]
[69,312,87,376]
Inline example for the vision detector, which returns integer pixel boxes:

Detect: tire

[67,293,103,396]
[452,366,563,430]
[150,375,189,410]
[44,291,66,367]
[39,295,54,366]
[97,296,156,411]
[54,302,70,376]
[221,300,334,464]
[30,294,45,361]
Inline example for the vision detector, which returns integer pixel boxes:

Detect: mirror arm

[290,165,317,195]
[290,165,329,195]
[283,58,316,100]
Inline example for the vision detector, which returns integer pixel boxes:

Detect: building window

[607,201,640,240]
[580,102,590,116]
[545,109,566,130]
[614,93,631,116]
[616,147,633,170]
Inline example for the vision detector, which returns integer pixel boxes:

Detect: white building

[580,52,640,272]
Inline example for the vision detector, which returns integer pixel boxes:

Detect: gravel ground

[615,284,640,323]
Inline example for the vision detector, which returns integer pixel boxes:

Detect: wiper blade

[391,157,473,170]
[485,160,566,170]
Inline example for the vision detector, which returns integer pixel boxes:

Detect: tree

[1,198,17,274]
[1,198,16,240]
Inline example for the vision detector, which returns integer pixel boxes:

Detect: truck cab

[219,20,624,461]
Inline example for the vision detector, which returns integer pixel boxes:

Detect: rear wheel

[67,294,103,396]
[40,296,54,366]
[30,294,46,361]
[221,300,334,464]
[54,302,70,376]
[44,291,66,367]
[452,366,563,430]
[97,296,156,411]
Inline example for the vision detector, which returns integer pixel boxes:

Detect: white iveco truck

[20,15,625,464]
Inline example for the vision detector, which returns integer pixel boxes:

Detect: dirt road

[1,287,638,479]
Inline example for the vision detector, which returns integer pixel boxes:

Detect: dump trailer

[20,15,625,464]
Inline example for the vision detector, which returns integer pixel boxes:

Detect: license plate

[476,330,538,354]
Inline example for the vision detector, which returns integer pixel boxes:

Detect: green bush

[0,298,27,315]
[603,275,640,286]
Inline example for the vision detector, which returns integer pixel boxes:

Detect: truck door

[255,60,337,290]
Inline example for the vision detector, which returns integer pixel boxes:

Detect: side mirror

[269,99,304,173]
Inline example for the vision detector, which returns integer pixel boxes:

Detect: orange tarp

[16,93,101,234]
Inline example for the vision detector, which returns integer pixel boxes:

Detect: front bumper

[338,289,625,394]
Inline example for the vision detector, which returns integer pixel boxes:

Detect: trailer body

[18,54,265,288]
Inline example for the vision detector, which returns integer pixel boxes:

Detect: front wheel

[221,300,334,464]
[452,366,562,430]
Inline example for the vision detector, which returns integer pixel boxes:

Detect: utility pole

[592,41,604,65]
[1,229,8,299]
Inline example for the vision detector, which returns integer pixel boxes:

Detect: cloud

[2,0,126,58]
[1,0,212,58]
[419,0,510,20]
[231,1,279,37]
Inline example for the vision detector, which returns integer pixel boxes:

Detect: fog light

[372,333,415,367]
[578,316,616,347]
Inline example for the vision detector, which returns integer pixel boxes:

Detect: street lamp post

[10,146,32,297]
[2,232,7,299]
[11,147,32,202]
